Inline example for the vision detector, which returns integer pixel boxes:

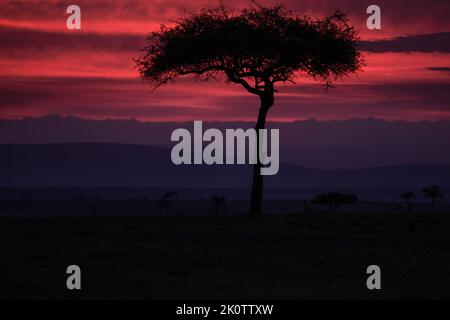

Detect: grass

[1,212,449,299]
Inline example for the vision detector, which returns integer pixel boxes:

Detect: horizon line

[2,114,450,124]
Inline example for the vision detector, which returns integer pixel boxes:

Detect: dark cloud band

[360,33,450,53]
[2,25,449,55]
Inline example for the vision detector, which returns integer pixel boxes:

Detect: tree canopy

[136,5,363,95]
[423,185,444,200]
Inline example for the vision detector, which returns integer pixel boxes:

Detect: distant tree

[303,200,312,214]
[401,192,415,213]
[210,194,226,215]
[156,192,178,214]
[423,185,444,213]
[312,192,358,213]
[137,4,363,217]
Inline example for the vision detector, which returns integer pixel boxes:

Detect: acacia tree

[311,192,358,213]
[423,185,444,213]
[136,5,363,216]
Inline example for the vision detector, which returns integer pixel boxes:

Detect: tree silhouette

[136,4,363,216]
[311,192,358,213]
[401,192,415,213]
[422,185,444,213]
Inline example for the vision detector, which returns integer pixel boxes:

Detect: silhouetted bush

[312,192,358,213]
[210,194,226,215]
[401,192,415,213]
[155,192,178,214]
[303,200,312,214]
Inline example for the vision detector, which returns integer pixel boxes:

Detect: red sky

[1,0,449,121]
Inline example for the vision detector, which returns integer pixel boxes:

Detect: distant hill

[1,115,450,169]
[1,143,449,188]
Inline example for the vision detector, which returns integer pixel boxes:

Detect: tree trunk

[248,93,273,217]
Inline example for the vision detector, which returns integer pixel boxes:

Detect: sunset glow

[1,0,449,121]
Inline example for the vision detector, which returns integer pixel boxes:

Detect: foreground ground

[1,212,449,299]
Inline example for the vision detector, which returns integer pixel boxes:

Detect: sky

[0,0,449,122]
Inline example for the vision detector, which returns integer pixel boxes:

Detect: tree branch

[225,70,263,95]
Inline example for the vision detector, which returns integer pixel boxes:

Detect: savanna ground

[1,210,449,299]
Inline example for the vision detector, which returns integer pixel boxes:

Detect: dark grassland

[1,212,449,299]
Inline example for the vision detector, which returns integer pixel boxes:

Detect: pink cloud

[1,0,449,121]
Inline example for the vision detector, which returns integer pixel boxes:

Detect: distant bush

[311,192,358,213]
[401,192,415,213]
[302,200,312,214]
[210,194,226,215]
[155,192,178,214]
